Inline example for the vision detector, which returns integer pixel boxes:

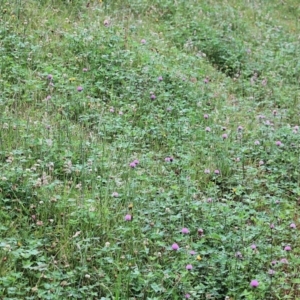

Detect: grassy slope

[0,0,300,299]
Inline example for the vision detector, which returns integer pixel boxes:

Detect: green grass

[0,0,300,299]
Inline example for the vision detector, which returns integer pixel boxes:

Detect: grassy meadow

[0,0,300,299]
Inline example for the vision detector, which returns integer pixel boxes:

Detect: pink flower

[103,19,110,26]
[204,114,209,119]
[186,264,193,270]
[284,245,291,251]
[214,169,220,174]
[235,251,243,259]
[205,127,211,132]
[204,169,210,174]
[133,159,140,165]
[189,250,196,255]
[268,269,275,275]
[112,192,119,197]
[237,126,243,131]
[158,76,163,81]
[250,280,259,288]
[222,133,228,139]
[280,258,288,264]
[141,39,146,44]
[250,244,257,250]
[77,86,83,92]
[124,214,132,221]
[290,223,296,229]
[150,94,156,100]
[129,162,136,168]
[171,243,179,251]
[270,223,275,229]
[165,157,174,162]
[181,228,189,234]
[275,140,282,146]
[185,294,191,299]
[47,74,53,80]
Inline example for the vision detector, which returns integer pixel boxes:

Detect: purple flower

[270,223,275,229]
[275,140,282,146]
[251,244,257,250]
[254,140,260,145]
[47,74,53,80]
[214,169,220,175]
[129,162,136,168]
[150,94,156,100]
[206,198,212,203]
[112,192,119,197]
[250,280,259,288]
[103,19,110,26]
[273,110,277,116]
[141,39,146,44]
[204,114,209,119]
[271,260,277,265]
[235,251,243,259]
[171,243,179,251]
[77,86,83,92]
[205,127,211,132]
[185,294,191,299]
[83,68,88,72]
[237,125,243,131]
[280,258,288,264]
[268,269,275,276]
[204,77,209,84]
[189,250,196,255]
[290,223,296,229]
[158,76,163,81]
[284,245,291,251]
[222,134,228,139]
[124,214,132,221]
[186,264,193,270]
[165,157,174,162]
[181,228,189,234]
[133,159,140,165]
[204,169,210,174]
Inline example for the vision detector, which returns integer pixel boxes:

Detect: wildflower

[185,294,191,299]
[133,159,139,165]
[237,125,243,131]
[204,114,209,119]
[280,258,288,264]
[250,280,259,288]
[141,39,146,44]
[270,223,275,229]
[181,228,189,234]
[103,19,110,26]
[112,192,119,197]
[222,133,228,139]
[275,140,282,146]
[124,214,132,221]
[259,160,264,166]
[284,245,291,251]
[268,269,275,275]
[254,140,260,145]
[189,250,196,255]
[204,77,209,84]
[109,107,114,113]
[105,242,110,247]
[250,244,257,250]
[205,127,211,132]
[290,223,296,229]
[158,76,163,81]
[77,86,83,92]
[171,243,179,251]
[165,157,173,162]
[186,264,193,270]
[235,157,240,162]
[196,255,202,261]
[273,110,277,116]
[47,74,53,80]
[271,260,277,265]
[214,169,220,174]
[129,162,136,168]
[235,251,243,259]
[150,94,156,100]
[204,169,210,174]
[206,198,212,203]
[83,68,88,72]
[198,228,204,236]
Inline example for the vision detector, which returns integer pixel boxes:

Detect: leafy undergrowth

[0,0,300,299]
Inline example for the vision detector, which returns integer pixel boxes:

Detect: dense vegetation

[0,0,299,299]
